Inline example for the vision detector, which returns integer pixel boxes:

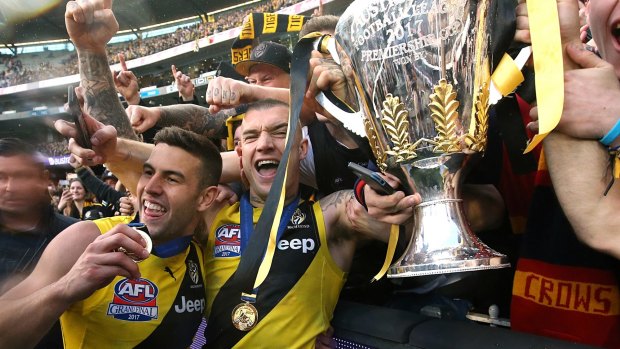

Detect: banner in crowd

[230,13,307,65]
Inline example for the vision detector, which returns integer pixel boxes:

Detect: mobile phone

[348,162,395,195]
[58,179,70,189]
[67,86,92,149]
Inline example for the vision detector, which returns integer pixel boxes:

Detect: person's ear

[196,185,218,212]
[299,137,308,160]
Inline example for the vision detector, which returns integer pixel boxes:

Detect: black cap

[101,170,117,181]
[234,42,292,76]
[216,61,246,82]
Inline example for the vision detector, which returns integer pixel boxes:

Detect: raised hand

[205,76,251,114]
[171,65,196,101]
[65,0,118,53]
[126,105,162,134]
[114,53,141,105]
[55,87,119,166]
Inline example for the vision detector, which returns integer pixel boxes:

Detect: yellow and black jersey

[204,200,346,348]
[60,216,206,349]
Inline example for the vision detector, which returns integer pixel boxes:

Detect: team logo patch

[253,42,267,58]
[188,259,199,285]
[107,278,159,321]
[291,208,306,225]
[214,224,241,258]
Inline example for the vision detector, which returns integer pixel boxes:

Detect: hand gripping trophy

[327,0,510,277]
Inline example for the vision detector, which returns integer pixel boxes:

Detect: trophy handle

[311,35,367,137]
[315,91,366,137]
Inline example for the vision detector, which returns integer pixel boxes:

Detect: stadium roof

[0,0,249,46]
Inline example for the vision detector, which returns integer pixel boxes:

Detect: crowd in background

[0,0,296,88]
[36,139,68,157]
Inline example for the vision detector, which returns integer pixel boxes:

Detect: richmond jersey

[204,200,346,348]
[60,216,206,348]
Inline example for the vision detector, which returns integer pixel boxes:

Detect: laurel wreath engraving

[381,94,418,163]
[429,79,461,153]
[363,117,388,171]
[467,82,489,152]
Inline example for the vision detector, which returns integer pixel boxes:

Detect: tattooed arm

[78,51,137,140]
[157,104,235,140]
[321,190,391,243]
[65,0,138,140]
[320,190,393,271]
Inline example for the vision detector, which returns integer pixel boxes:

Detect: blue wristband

[600,117,620,146]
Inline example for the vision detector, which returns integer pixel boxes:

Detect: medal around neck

[118,226,152,263]
[231,302,258,331]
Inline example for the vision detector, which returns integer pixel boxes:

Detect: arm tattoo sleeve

[78,51,138,140]
[320,190,354,211]
[158,105,237,139]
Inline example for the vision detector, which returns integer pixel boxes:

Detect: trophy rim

[387,256,511,278]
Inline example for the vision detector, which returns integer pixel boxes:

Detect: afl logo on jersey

[214,224,241,258]
[107,278,159,321]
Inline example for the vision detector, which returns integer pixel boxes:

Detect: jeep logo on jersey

[214,224,241,258]
[277,238,316,254]
[188,260,199,285]
[290,208,306,225]
[107,278,159,321]
[174,296,205,314]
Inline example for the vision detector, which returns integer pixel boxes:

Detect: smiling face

[237,103,307,206]
[588,0,620,77]
[137,143,206,244]
[69,180,85,201]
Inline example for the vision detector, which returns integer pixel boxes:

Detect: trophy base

[387,198,511,278]
[387,253,510,278]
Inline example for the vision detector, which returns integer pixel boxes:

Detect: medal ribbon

[240,193,300,257]
[233,33,323,300]
[523,0,564,153]
[371,224,399,282]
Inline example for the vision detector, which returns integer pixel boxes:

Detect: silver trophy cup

[333,0,510,277]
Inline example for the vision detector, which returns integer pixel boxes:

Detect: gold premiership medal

[231,302,258,331]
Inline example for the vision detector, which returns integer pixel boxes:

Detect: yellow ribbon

[372,224,399,282]
[523,0,564,153]
[254,170,289,289]
[491,53,525,96]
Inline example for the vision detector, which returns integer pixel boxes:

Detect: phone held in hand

[68,86,92,149]
[348,162,395,195]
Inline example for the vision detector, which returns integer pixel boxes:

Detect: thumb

[566,43,608,69]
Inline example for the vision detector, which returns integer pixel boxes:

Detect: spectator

[508,0,620,347]
[57,178,109,220]
[0,138,77,348]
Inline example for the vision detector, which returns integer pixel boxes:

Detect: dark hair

[299,15,339,38]
[245,99,289,114]
[0,138,46,168]
[153,127,222,188]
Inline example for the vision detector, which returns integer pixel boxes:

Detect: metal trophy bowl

[334,0,510,277]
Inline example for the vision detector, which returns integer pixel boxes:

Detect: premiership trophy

[332,0,510,277]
